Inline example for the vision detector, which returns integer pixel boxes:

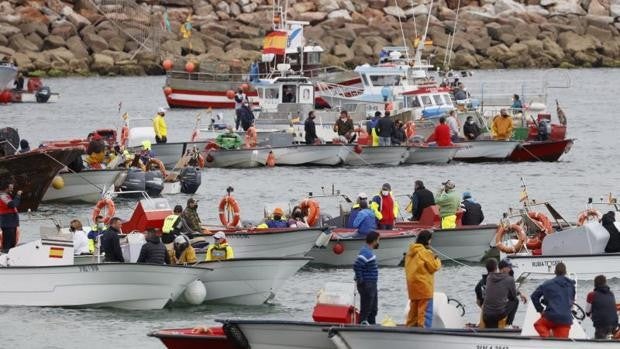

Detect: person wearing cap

[481,258,526,329]
[408,180,435,222]
[435,180,460,229]
[405,230,441,327]
[182,198,202,233]
[461,192,484,226]
[491,108,513,140]
[205,231,235,261]
[261,207,290,229]
[531,262,575,338]
[351,198,377,237]
[153,107,168,144]
[169,234,197,265]
[353,231,380,325]
[137,229,170,264]
[139,140,156,166]
[347,193,368,228]
[161,205,186,244]
[371,183,399,230]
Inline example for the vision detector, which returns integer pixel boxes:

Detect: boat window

[282,85,296,103]
[433,94,443,105]
[421,95,432,106]
[407,96,421,108]
[369,75,401,86]
[361,74,370,87]
[442,94,454,106]
[265,88,279,99]
[306,52,320,65]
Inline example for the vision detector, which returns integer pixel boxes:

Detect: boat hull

[453,140,518,162]
[223,320,336,349]
[194,257,311,305]
[204,148,268,168]
[149,328,235,349]
[509,253,620,280]
[404,145,459,164]
[267,145,345,166]
[0,64,17,89]
[507,139,574,162]
[128,141,207,169]
[0,263,203,310]
[342,146,408,166]
[42,169,124,203]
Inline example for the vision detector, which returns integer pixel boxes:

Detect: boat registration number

[476,345,509,349]
[228,234,250,239]
[79,265,100,272]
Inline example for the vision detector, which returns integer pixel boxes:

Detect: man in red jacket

[432,117,453,147]
[0,180,22,252]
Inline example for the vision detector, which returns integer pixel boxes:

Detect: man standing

[371,183,399,230]
[162,205,186,244]
[586,275,619,339]
[137,229,170,264]
[410,180,435,221]
[480,259,526,328]
[353,231,380,325]
[461,192,484,226]
[101,217,124,262]
[376,112,394,146]
[405,230,441,327]
[531,262,576,338]
[88,215,106,253]
[182,198,202,233]
[435,180,460,229]
[304,111,318,145]
[0,181,21,253]
[491,109,513,140]
[446,110,460,142]
[153,107,168,144]
[366,111,381,147]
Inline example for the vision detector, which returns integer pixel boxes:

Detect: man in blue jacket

[347,193,368,228]
[352,199,377,237]
[531,262,575,338]
[353,231,380,325]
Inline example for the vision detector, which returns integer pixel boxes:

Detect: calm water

[1,69,619,347]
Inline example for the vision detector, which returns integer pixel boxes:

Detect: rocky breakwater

[1,0,620,77]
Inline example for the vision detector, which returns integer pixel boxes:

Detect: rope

[337,143,373,166]
[444,0,462,69]
[430,245,477,270]
[515,142,544,162]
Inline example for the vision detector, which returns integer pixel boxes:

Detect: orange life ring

[577,209,602,226]
[300,199,320,227]
[92,198,116,224]
[147,158,167,177]
[0,227,21,249]
[527,211,553,236]
[120,125,129,147]
[218,196,240,227]
[495,224,527,254]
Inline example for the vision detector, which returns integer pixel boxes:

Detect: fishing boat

[403,144,460,164]
[452,139,519,162]
[192,257,312,305]
[341,145,409,166]
[203,147,270,168]
[42,169,125,203]
[148,327,235,349]
[508,139,574,162]
[265,144,347,166]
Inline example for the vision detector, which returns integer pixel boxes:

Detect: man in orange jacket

[405,230,442,327]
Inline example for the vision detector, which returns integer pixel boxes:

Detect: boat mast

[394,0,409,62]
[413,0,434,67]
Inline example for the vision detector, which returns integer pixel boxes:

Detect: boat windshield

[368,74,402,86]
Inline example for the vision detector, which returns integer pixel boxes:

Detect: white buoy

[183,280,207,305]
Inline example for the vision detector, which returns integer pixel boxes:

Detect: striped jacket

[353,245,378,283]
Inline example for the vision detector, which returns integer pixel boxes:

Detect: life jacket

[0,193,17,215]
[207,243,233,261]
[162,214,179,234]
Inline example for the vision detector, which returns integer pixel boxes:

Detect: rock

[368,0,387,9]
[183,36,206,54]
[10,33,40,52]
[228,24,260,39]
[161,40,182,56]
[97,29,119,43]
[0,24,21,37]
[293,1,316,12]
[27,51,50,71]
[216,1,229,14]
[119,64,145,76]
[105,36,124,52]
[558,31,597,54]
[318,0,340,12]
[522,39,544,53]
[299,11,328,24]
[0,46,15,59]
[585,14,614,27]
[451,50,478,68]
[26,33,44,51]
[499,33,517,46]
[461,10,497,22]
[47,47,75,63]
[548,0,587,15]
[91,53,114,74]
[100,50,131,63]
[0,35,6,47]
[611,4,620,17]
[384,6,406,18]
[43,35,66,49]
[12,52,34,70]
[83,32,108,53]
[486,43,514,60]
[542,36,565,60]
[241,3,257,13]
[495,0,526,13]
[328,9,352,20]
[18,7,48,24]
[61,6,91,30]
[525,5,550,15]
[0,14,22,25]
[333,43,353,58]
[51,22,77,40]
[66,35,89,59]
[588,0,609,15]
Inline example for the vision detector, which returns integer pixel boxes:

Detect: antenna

[394,0,409,61]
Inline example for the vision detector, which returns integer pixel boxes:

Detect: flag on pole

[263,31,288,55]
[413,37,433,47]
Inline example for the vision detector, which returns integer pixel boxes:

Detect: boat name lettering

[229,234,249,239]
[531,260,562,271]
[79,265,100,272]
[476,345,509,349]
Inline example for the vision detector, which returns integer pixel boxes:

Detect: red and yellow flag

[49,247,64,259]
[263,31,287,55]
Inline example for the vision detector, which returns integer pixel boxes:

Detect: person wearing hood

[531,262,576,338]
[153,107,168,144]
[371,183,399,230]
[205,231,235,261]
[480,259,525,328]
[435,180,460,229]
[461,192,484,226]
[463,115,481,140]
[409,180,435,222]
[586,275,619,339]
[304,111,318,145]
[17,139,30,153]
[601,211,620,253]
[353,231,380,325]
[100,217,124,263]
[405,230,441,327]
[491,109,513,141]
[137,229,170,264]
[169,234,197,265]
[352,198,377,237]
[238,102,255,131]
[182,198,202,233]
[347,193,368,228]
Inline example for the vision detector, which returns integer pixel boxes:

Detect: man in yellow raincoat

[405,230,442,327]
[491,109,513,140]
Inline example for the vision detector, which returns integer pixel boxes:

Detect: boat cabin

[401,86,455,119]
[255,75,314,118]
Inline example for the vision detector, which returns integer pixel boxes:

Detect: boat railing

[316,81,365,99]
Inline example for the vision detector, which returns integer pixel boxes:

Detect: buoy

[0,90,11,104]
[185,61,196,73]
[206,153,214,163]
[163,86,172,96]
[332,242,344,255]
[162,59,173,71]
[266,151,276,167]
[52,175,65,189]
[226,90,235,100]
[240,83,249,92]
[354,144,363,154]
[183,280,207,305]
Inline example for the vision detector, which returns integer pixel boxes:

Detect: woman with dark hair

[288,206,308,228]
[602,211,620,253]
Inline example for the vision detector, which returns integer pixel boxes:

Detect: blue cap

[463,191,472,199]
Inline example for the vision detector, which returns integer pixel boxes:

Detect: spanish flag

[263,31,287,55]
[49,247,64,259]
[413,37,433,47]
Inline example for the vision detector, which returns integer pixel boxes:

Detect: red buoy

[332,242,344,255]
[354,144,363,154]
[162,59,173,71]
[266,151,276,167]
[163,86,172,96]
[0,90,11,104]
[226,90,235,100]
[185,61,195,73]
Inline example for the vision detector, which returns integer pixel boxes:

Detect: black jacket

[304,118,317,144]
[101,227,124,262]
[463,122,481,140]
[602,212,620,253]
[461,199,484,225]
[411,187,435,221]
[376,117,394,138]
[137,237,170,264]
[587,285,619,328]
[236,106,255,131]
[475,273,488,306]
[391,127,406,145]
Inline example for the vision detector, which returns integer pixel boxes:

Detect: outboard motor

[35,86,51,103]
[179,167,201,194]
[119,168,146,194]
[537,119,550,141]
[145,170,164,197]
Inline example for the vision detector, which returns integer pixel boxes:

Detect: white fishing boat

[403,145,460,164]
[204,148,269,168]
[452,140,519,162]
[191,257,312,305]
[0,239,204,310]
[341,145,408,166]
[262,145,345,166]
[0,63,17,89]
[42,169,125,203]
